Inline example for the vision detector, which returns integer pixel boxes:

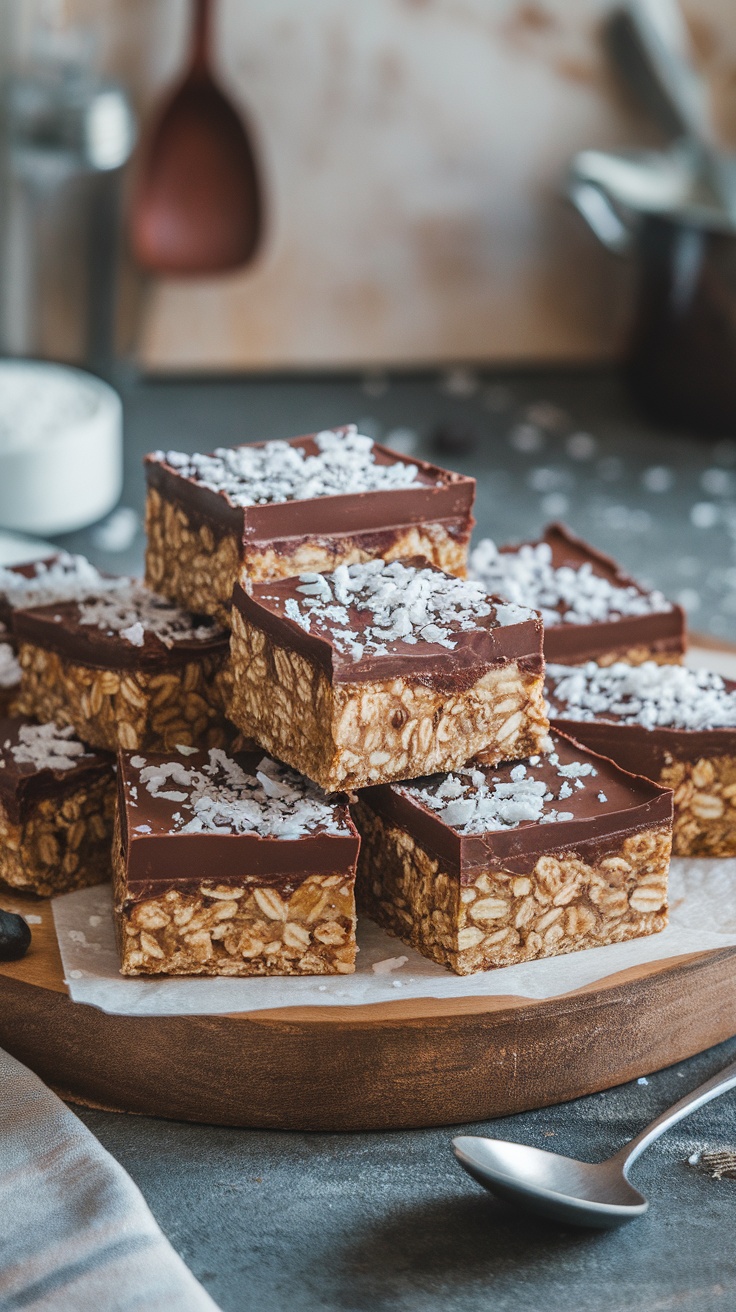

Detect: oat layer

[15,642,230,754]
[113,824,357,977]
[0,772,115,897]
[353,801,670,975]
[661,755,736,857]
[227,608,550,791]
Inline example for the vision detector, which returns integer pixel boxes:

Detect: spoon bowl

[453,1136,646,1228]
[131,0,261,275]
[452,1054,736,1229]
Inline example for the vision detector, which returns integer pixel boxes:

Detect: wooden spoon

[130,0,261,275]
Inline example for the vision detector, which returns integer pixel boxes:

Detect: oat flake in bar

[0,717,115,897]
[228,556,550,791]
[13,582,230,753]
[144,425,476,619]
[470,522,685,666]
[114,744,360,976]
[547,660,736,857]
[353,730,673,975]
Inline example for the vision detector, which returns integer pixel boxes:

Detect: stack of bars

[3,425,735,979]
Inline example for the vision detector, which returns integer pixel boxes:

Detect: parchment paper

[51,857,736,1017]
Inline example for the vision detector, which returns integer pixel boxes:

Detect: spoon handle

[615,1057,736,1173]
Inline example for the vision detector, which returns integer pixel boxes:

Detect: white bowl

[0,360,123,535]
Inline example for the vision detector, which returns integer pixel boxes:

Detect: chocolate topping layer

[145,428,475,545]
[232,560,544,687]
[118,746,360,901]
[476,523,685,662]
[0,716,112,824]
[358,730,672,877]
[13,589,228,672]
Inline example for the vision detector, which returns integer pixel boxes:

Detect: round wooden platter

[3,637,735,1132]
[2,889,736,1131]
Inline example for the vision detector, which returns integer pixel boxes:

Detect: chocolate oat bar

[0,552,120,716]
[114,745,360,976]
[228,557,550,791]
[546,661,736,857]
[470,522,685,666]
[0,717,115,897]
[14,582,230,753]
[145,425,476,619]
[354,730,672,975]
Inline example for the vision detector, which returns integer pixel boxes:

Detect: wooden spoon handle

[189,0,212,78]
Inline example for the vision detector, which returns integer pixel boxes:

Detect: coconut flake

[403,749,604,835]
[9,722,87,772]
[547,661,736,732]
[282,558,533,662]
[0,552,128,610]
[76,583,224,649]
[129,747,350,839]
[470,539,672,626]
[0,642,21,689]
[151,425,428,508]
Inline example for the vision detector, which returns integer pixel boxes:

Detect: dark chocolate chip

[0,909,32,961]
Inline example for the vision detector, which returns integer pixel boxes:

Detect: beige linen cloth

[0,1047,220,1311]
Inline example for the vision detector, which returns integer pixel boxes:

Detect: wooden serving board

[1,888,736,1131]
[2,637,735,1132]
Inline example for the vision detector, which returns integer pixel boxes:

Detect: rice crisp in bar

[145,425,475,619]
[546,660,736,856]
[114,744,360,976]
[470,522,685,666]
[353,730,673,975]
[227,557,550,791]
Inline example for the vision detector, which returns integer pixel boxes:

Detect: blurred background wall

[7,0,736,372]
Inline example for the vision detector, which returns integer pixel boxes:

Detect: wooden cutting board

[1,637,735,1132]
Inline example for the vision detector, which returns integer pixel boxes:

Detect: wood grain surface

[2,888,736,1130]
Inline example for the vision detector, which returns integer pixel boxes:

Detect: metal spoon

[453,1056,736,1228]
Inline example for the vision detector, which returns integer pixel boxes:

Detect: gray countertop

[45,366,736,1311]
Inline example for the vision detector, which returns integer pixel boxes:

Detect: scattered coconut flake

[9,722,87,772]
[403,750,604,835]
[129,748,350,839]
[151,425,428,507]
[280,558,532,662]
[469,539,672,627]
[547,661,736,731]
[371,956,409,974]
[76,583,224,648]
[0,552,128,610]
[0,642,21,689]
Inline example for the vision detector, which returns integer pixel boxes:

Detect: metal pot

[570,143,736,434]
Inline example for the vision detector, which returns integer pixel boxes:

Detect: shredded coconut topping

[547,661,736,731]
[131,748,350,838]
[402,754,598,834]
[0,552,128,610]
[279,558,532,661]
[153,425,426,507]
[74,584,223,648]
[8,722,87,772]
[469,539,672,626]
[0,642,21,689]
